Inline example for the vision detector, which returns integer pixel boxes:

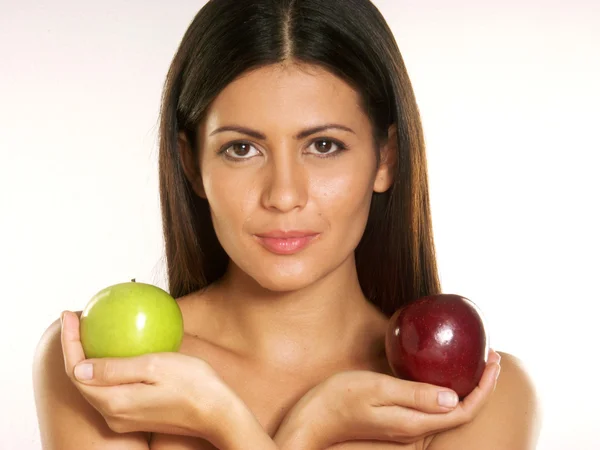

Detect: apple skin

[385,294,489,398]
[80,281,184,359]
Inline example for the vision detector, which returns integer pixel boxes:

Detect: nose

[260,149,308,213]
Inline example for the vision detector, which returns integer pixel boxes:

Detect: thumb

[73,354,160,386]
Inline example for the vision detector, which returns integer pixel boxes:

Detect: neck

[211,257,387,368]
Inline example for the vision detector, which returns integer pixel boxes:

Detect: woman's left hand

[59,311,251,444]
[274,350,501,450]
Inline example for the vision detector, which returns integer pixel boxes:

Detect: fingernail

[438,391,458,408]
[74,363,93,380]
[494,364,501,380]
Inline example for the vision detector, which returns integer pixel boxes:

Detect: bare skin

[151,62,412,448]
[34,62,540,449]
[150,285,398,450]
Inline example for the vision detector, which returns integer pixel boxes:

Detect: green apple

[80,280,184,358]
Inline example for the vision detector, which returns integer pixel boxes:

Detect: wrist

[273,419,306,450]
[207,398,277,450]
[274,394,329,450]
[274,424,316,450]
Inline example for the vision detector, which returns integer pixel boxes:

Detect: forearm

[205,401,279,450]
[272,403,328,450]
[273,426,316,450]
[219,419,279,450]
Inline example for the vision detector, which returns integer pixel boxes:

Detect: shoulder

[426,351,541,450]
[33,314,149,449]
[32,315,86,443]
[34,312,84,381]
[176,286,222,339]
[33,314,73,380]
[32,314,93,436]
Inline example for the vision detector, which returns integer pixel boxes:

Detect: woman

[33,0,540,448]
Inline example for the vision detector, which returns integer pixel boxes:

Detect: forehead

[203,63,367,130]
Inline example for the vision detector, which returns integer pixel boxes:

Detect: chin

[255,273,318,293]
[249,263,321,293]
[226,240,349,293]
[256,277,313,293]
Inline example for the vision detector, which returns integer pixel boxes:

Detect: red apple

[385,294,489,398]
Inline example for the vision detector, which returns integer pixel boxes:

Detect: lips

[254,230,320,255]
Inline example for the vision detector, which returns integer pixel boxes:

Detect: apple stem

[131,278,136,283]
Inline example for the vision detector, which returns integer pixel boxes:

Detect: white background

[1,0,598,448]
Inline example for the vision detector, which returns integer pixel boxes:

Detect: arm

[37,311,278,450]
[425,352,541,450]
[274,350,502,450]
[33,317,149,449]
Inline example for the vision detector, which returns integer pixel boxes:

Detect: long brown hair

[158,0,441,317]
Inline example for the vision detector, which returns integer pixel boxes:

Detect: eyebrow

[209,124,356,140]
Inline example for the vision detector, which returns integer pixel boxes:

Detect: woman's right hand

[60,311,277,450]
[275,350,502,450]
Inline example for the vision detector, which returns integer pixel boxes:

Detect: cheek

[202,166,258,235]
[203,163,245,209]
[311,165,375,220]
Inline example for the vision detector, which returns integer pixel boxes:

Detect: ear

[373,124,397,193]
[178,132,206,199]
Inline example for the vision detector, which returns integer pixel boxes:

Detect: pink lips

[254,230,320,255]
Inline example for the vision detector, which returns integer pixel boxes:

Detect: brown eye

[222,142,260,160]
[307,138,346,157]
[230,143,251,156]
[314,140,334,153]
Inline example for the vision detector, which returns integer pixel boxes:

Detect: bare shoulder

[426,351,542,450]
[175,286,222,340]
[33,314,148,449]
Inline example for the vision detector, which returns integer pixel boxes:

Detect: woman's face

[186,63,394,292]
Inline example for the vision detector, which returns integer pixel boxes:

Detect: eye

[307,138,347,157]
[220,142,261,160]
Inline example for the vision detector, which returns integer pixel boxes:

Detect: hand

[59,311,271,450]
[275,350,502,450]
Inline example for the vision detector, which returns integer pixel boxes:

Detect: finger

[376,360,499,440]
[377,374,459,413]
[60,311,87,379]
[73,353,161,386]
[487,348,501,365]
[452,356,501,421]
[74,383,148,422]
[412,354,500,430]
[374,353,502,440]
